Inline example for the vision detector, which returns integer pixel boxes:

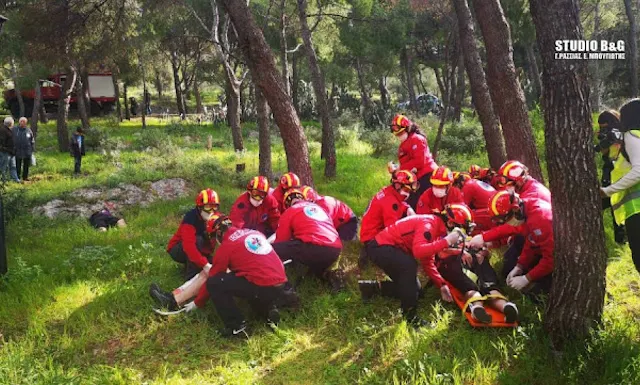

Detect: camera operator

[599,100,640,274]
[595,110,626,244]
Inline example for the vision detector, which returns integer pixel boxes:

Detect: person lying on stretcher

[437,243,519,324]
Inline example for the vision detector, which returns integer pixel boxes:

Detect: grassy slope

[0,117,638,385]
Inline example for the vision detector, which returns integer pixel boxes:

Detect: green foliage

[438,120,485,155]
[360,129,397,158]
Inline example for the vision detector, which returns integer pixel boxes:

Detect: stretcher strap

[461,295,487,315]
[484,293,507,302]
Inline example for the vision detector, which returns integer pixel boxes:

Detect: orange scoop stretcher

[447,282,518,328]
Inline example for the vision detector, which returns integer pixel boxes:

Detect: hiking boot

[149,283,178,311]
[358,280,380,302]
[403,308,429,329]
[326,269,347,293]
[277,285,301,309]
[503,302,519,323]
[614,225,626,244]
[219,321,248,338]
[267,306,280,326]
[471,305,492,324]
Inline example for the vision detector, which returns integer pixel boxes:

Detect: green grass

[0,117,639,384]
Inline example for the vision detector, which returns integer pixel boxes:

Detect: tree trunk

[56,70,76,152]
[226,77,244,151]
[402,48,418,113]
[123,83,130,120]
[291,51,300,112]
[81,71,91,117]
[452,0,507,169]
[379,76,390,110]
[297,0,336,177]
[472,0,543,181]
[31,81,41,139]
[256,87,272,179]
[218,0,313,185]
[112,70,122,122]
[10,58,25,118]
[280,0,290,96]
[453,50,465,121]
[155,69,163,99]
[171,51,186,117]
[530,0,607,349]
[194,79,204,114]
[525,44,542,102]
[591,0,602,112]
[141,67,147,129]
[624,0,639,98]
[75,75,90,131]
[355,57,373,115]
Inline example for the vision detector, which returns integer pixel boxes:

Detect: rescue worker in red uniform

[494,160,551,202]
[390,114,438,209]
[469,191,554,294]
[166,188,220,279]
[301,186,358,241]
[359,206,473,327]
[175,215,290,337]
[416,166,464,215]
[272,189,346,292]
[229,176,280,237]
[359,170,418,265]
[271,172,302,213]
[452,171,496,233]
[468,164,497,185]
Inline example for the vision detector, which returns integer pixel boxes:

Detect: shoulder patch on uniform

[412,144,417,150]
[392,203,399,211]
[237,202,245,209]
[244,234,273,255]
[424,231,432,241]
[533,229,542,236]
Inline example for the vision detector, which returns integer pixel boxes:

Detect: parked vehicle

[396,93,442,115]
[3,73,117,118]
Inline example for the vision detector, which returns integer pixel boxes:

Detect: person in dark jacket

[70,127,85,176]
[0,117,16,182]
[13,117,35,182]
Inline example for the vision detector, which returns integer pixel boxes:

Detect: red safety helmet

[279,172,301,190]
[443,203,474,232]
[283,188,305,209]
[391,169,419,192]
[488,191,522,224]
[301,185,319,202]
[390,114,412,135]
[498,160,529,184]
[247,176,270,201]
[206,214,233,243]
[468,164,482,178]
[195,188,220,211]
[452,171,471,188]
[430,166,454,186]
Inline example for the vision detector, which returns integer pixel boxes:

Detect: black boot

[614,225,626,244]
[358,280,381,302]
[403,307,428,329]
[149,283,178,311]
[219,321,248,338]
[266,306,280,326]
[325,268,347,293]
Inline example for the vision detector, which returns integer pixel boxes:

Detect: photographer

[595,110,626,244]
[600,99,640,274]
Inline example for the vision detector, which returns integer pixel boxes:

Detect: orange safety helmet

[488,191,522,224]
[430,166,454,186]
[301,185,319,202]
[498,160,529,184]
[391,169,419,192]
[279,172,302,190]
[195,188,220,210]
[247,176,270,201]
[206,214,233,243]
[283,188,305,209]
[443,203,474,231]
[390,114,412,135]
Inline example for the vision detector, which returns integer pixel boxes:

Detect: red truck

[3,73,117,118]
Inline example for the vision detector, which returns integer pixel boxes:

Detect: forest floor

[0,117,638,385]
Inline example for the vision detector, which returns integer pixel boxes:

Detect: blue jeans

[9,156,19,182]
